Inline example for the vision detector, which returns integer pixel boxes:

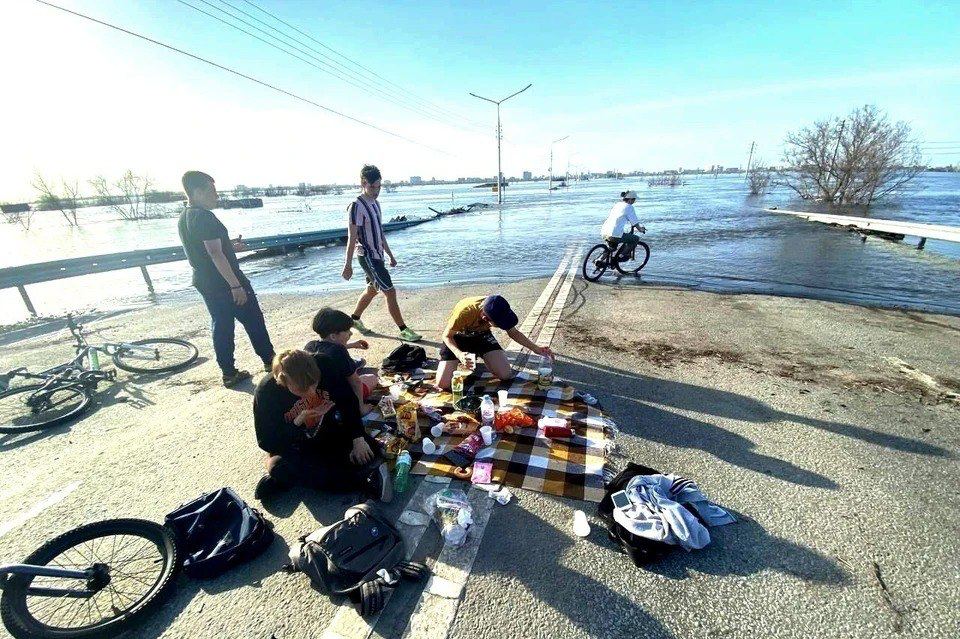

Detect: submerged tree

[89,170,162,221]
[32,173,81,226]
[747,160,772,195]
[779,105,923,206]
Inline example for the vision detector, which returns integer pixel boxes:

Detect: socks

[351,314,361,321]
[398,324,408,331]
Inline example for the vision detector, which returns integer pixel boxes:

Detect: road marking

[0,481,81,541]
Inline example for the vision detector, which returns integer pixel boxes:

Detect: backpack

[285,502,429,616]
[597,463,706,566]
[164,487,274,579]
[381,343,427,374]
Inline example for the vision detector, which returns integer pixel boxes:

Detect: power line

[35,0,455,156]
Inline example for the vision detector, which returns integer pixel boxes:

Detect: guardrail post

[17,285,37,316]
[917,237,926,250]
[140,266,155,294]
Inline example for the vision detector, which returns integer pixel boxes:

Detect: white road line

[398,248,583,639]
[506,246,575,354]
[0,481,81,541]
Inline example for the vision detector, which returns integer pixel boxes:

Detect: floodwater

[1,173,958,325]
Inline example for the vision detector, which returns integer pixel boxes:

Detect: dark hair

[360,164,382,184]
[312,307,354,338]
[182,171,214,196]
[620,191,627,198]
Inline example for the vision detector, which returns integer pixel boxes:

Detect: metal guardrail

[1,218,431,315]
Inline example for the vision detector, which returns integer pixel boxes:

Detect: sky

[2,0,959,200]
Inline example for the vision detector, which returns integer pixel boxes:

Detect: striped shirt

[348,195,385,260]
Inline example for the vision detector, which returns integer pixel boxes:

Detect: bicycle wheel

[112,338,198,374]
[0,384,92,434]
[1,519,180,639]
[582,244,611,282]
[614,241,651,275]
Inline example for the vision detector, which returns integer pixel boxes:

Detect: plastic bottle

[394,451,412,494]
[480,395,495,428]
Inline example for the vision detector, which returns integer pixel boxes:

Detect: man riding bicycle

[601,190,646,251]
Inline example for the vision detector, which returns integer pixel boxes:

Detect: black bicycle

[582,224,651,282]
[0,518,180,639]
[0,315,198,434]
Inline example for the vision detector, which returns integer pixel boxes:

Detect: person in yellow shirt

[434,295,553,390]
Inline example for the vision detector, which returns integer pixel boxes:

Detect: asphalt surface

[0,273,957,638]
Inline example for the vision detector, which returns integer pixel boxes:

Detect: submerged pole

[140,266,155,294]
[17,285,37,316]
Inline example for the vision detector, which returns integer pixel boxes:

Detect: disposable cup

[480,426,493,446]
[421,438,436,455]
[497,390,509,410]
[430,424,444,438]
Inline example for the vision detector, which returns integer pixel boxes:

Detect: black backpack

[165,487,274,578]
[285,503,428,616]
[381,343,426,374]
[597,463,706,567]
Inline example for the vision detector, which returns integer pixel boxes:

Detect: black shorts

[358,255,394,292]
[439,331,503,361]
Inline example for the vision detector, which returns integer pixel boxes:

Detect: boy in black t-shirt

[305,307,380,415]
[252,349,391,502]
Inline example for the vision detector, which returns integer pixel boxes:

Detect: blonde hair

[272,350,320,389]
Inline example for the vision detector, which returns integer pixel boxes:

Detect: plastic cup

[421,438,436,455]
[389,384,403,401]
[480,425,493,446]
[497,390,509,411]
[430,424,444,438]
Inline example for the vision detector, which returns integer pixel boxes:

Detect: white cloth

[612,474,734,551]
[600,201,640,238]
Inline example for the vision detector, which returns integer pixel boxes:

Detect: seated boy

[435,295,553,390]
[253,349,391,502]
[306,307,380,415]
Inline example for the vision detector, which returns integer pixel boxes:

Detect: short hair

[271,349,320,389]
[312,307,354,338]
[182,171,214,196]
[360,164,381,184]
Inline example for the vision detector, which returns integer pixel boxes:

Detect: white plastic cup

[430,424,444,438]
[421,438,436,455]
[389,384,403,401]
[480,425,493,446]
[497,390,509,411]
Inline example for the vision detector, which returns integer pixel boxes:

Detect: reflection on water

[1,174,958,323]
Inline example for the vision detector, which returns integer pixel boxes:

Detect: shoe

[353,318,373,335]
[399,327,422,342]
[366,462,393,503]
[222,369,252,387]
[254,474,288,501]
[263,361,273,373]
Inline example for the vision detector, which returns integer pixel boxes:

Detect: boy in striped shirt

[341,165,421,342]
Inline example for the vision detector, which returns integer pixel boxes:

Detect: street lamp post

[549,135,569,191]
[469,83,532,204]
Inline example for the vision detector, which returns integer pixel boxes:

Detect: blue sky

[2,0,959,198]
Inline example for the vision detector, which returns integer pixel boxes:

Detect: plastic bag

[423,488,474,547]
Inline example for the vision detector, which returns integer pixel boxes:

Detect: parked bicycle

[0,315,198,434]
[0,518,180,639]
[581,224,651,282]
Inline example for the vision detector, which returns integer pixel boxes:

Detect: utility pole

[745,141,755,181]
[549,135,569,191]
[469,83,532,204]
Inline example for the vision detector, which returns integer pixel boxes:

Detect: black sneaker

[254,474,288,501]
[222,369,252,387]
[263,362,273,373]
[366,462,393,503]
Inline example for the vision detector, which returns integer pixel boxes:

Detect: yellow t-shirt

[444,296,491,335]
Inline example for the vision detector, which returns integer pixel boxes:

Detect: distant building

[522,171,532,180]
[409,176,422,185]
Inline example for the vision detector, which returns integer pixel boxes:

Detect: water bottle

[394,451,411,494]
[480,395,495,428]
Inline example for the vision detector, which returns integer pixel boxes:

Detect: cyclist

[601,190,646,254]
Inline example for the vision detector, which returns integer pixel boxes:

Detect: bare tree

[31,173,80,227]
[747,160,772,195]
[778,105,922,206]
[89,170,163,221]
[0,205,34,230]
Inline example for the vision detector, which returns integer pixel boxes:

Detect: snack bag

[445,432,484,468]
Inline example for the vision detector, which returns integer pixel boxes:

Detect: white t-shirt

[601,201,640,238]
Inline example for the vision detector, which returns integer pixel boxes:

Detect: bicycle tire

[614,241,651,275]
[1,518,180,639]
[112,338,198,374]
[582,244,611,282]
[0,384,92,434]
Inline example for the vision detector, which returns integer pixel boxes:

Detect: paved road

[0,262,957,638]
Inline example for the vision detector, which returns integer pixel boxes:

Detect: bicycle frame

[0,563,103,599]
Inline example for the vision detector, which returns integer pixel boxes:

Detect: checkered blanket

[401,366,615,503]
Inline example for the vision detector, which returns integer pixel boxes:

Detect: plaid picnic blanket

[396,366,616,503]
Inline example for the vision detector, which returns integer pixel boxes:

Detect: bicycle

[0,315,198,434]
[582,224,651,282]
[0,518,180,639]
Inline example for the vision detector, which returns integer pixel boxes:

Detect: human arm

[203,239,247,305]
[382,234,397,267]
[253,385,296,455]
[342,223,357,280]
[506,327,553,358]
[346,339,369,350]
[626,206,645,233]
[443,327,468,364]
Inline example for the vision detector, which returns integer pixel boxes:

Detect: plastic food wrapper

[494,407,534,432]
[397,401,420,440]
[471,461,493,484]
[445,432,484,468]
[378,396,396,418]
[423,488,474,547]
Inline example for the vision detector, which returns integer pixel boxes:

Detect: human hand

[231,287,248,306]
[342,264,353,280]
[535,345,554,358]
[350,437,375,465]
[388,254,398,267]
[352,339,370,350]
